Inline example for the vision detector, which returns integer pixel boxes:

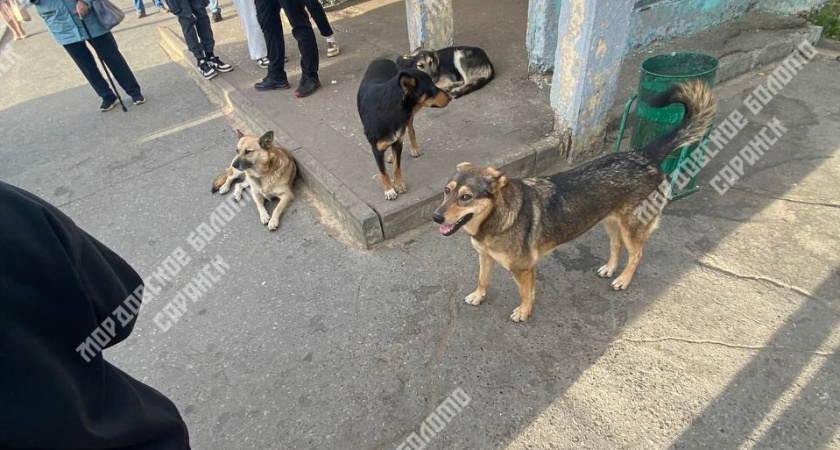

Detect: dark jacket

[0,181,190,450]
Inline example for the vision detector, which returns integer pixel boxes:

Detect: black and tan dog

[211,130,296,231]
[397,46,494,98]
[357,58,451,200]
[433,80,716,322]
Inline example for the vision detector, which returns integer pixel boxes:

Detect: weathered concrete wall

[757,0,826,14]
[551,0,634,160]
[526,0,563,72]
[629,0,756,49]
[405,0,454,50]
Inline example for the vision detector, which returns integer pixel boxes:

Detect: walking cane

[79,17,127,112]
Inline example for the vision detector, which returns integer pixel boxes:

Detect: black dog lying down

[357,59,451,200]
[397,46,495,98]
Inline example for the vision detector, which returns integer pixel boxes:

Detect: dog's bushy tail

[211,172,228,193]
[641,79,717,163]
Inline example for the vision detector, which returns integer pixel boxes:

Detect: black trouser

[168,0,215,60]
[255,0,319,82]
[303,0,333,37]
[63,33,142,100]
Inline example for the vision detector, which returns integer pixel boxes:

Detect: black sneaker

[100,97,119,112]
[212,10,222,22]
[255,77,291,91]
[132,95,146,105]
[138,10,146,18]
[207,55,233,73]
[294,77,321,98]
[198,59,217,79]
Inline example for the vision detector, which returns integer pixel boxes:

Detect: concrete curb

[158,26,383,248]
[818,37,840,52]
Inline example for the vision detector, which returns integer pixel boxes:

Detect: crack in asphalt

[697,257,817,300]
[371,284,460,450]
[611,337,836,357]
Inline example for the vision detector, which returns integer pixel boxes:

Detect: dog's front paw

[384,188,398,200]
[410,146,421,158]
[611,274,633,291]
[393,180,406,194]
[465,291,485,306]
[268,217,280,231]
[233,191,243,202]
[259,210,271,224]
[218,185,230,195]
[510,306,530,323]
[597,264,616,278]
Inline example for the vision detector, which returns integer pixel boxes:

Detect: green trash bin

[615,52,718,199]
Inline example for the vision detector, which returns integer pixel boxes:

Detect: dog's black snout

[432,212,444,224]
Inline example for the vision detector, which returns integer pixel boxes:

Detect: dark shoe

[198,59,218,79]
[132,95,146,105]
[212,10,222,22]
[255,77,291,91]
[207,55,233,73]
[137,10,146,18]
[294,77,321,98]
[100,97,119,112]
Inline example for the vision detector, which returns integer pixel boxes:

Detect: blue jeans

[135,0,163,12]
[207,0,219,13]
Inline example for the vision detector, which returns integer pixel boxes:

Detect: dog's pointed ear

[236,129,245,138]
[456,162,473,171]
[486,166,509,193]
[410,47,423,56]
[399,73,417,97]
[259,131,274,149]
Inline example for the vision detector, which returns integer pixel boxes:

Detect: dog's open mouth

[438,214,473,236]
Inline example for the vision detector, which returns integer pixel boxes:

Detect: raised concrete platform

[161,0,559,249]
[160,1,820,248]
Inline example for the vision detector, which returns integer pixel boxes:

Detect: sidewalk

[1,3,839,449]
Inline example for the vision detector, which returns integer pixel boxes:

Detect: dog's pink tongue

[439,223,455,235]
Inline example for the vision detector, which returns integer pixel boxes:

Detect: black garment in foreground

[0,181,190,450]
[63,32,143,100]
[255,0,319,82]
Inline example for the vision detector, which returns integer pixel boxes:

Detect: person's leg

[255,0,286,82]
[0,3,25,39]
[63,41,116,101]
[171,0,204,61]
[233,0,267,61]
[279,0,318,80]
[189,0,215,57]
[302,0,332,37]
[207,0,221,21]
[89,32,143,99]
[133,0,145,13]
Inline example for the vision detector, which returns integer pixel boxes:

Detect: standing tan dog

[433,80,716,322]
[211,130,296,231]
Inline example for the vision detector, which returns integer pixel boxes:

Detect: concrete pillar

[405,0,454,50]
[526,0,562,73]
[550,0,634,161]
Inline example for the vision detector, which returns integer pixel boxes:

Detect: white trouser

[232,0,267,60]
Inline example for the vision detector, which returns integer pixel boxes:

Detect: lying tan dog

[211,130,296,231]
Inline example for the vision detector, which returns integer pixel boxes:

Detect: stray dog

[211,130,296,231]
[433,80,716,322]
[357,58,451,200]
[397,46,494,98]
